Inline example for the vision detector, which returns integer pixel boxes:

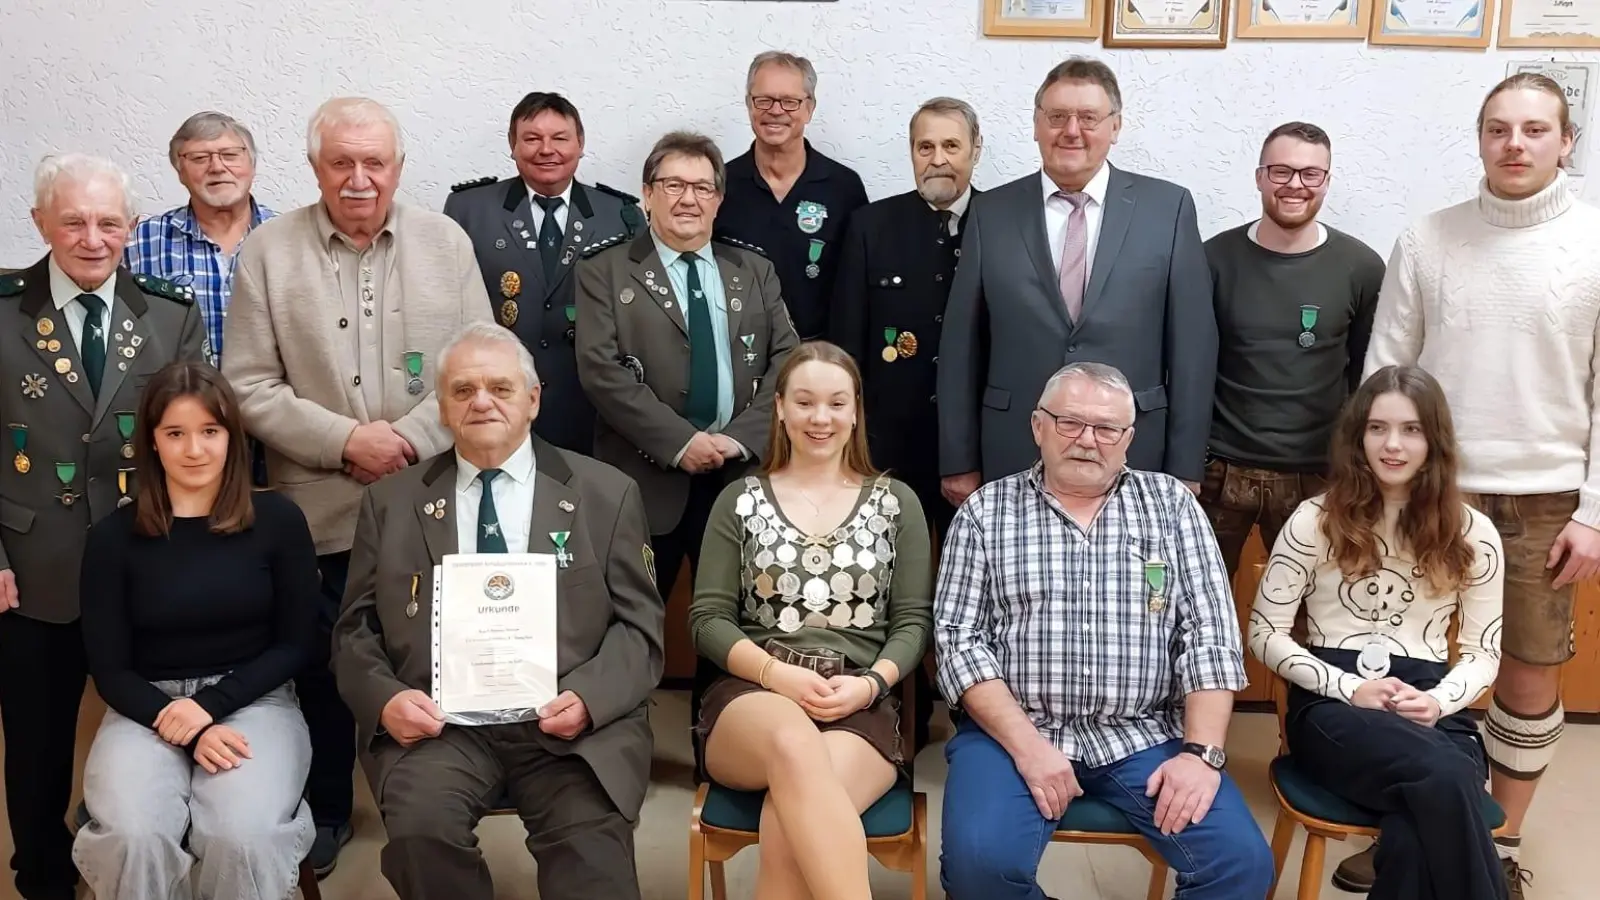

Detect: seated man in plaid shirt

[934,361,1273,900]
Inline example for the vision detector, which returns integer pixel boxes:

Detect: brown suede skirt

[694,645,906,782]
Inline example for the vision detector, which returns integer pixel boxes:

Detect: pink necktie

[1055,191,1090,324]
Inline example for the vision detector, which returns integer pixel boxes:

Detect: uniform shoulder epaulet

[450,175,497,193]
[715,234,768,258]
[594,183,645,238]
[580,232,629,259]
[0,272,26,298]
[132,272,196,305]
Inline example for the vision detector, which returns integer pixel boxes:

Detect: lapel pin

[54,358,71,375]
[34,340,45,350]
[495,238,507,250]
[423,501,435,515]
[47,340,60,353]
[21,375,46,399]
[559,499,574,512]
[730,297,743,312]
[122,319,133,332]
[36,319,54,337]
[526,241,537,250]
[512,219,524,230]
[573,220,583,231]
[66,372,79,383]
[520,230,530,239]
[561,249,575,265]
[130,336,143,348]
[620,288,634,305]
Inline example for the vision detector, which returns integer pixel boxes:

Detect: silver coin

[875,538,893,561]
[802,546,829,575]
[802,578,830,609]
[758,502,775,518]
[832,544,856,569]
[856,549,877,571]
[855,529,874,548]
[754,549,776,569]
[852,602,877,629]
[881,494,901,515]
[759,528,778,547]
[776,571,801,596]
[856,573,879,597]
[735,494,755,517]
[776,543,798,565]
[868,515,889,534]
[828,603,854,628]
[745,516,767,534]
[829,572,855,596]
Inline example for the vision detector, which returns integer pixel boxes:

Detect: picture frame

[1368,0,1496,48]
[983,0,1105,39]
[1497,0,1600,47]
[1103,0,1231,48]
[1235,0,1371,38]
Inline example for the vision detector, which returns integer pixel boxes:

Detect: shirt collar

[172,197,272,241]
[48,254,115,312]
[650,230,714,270]
[930,186,973,220]
[456,435,537,493]
[315,200,397,250]
[1025,460,1131,499]
[1041,163,1110,207]
[527,181,574,210]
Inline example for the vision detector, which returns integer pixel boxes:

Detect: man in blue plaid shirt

[124,111,276,366]
[934,361,1273,900]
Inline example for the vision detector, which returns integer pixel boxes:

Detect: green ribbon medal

[9,424,28,474]
[56,461,76,506]
[565,305,577,323]
[805,239,824,280]
[740,333,756,365]
[404,351,425,395]
[550,531,572,568]
[116,411,135,459]
[1298,305,1320,348]
[1144,559,1168,613]
[882,327,900,363]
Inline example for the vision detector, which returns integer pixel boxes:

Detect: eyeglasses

[751,96,809,112]
[1036,407,1130,443]
[1038,109,1114,131]
[178,148,250,167]
[652,178,720,200]
[1258,165,1328,187]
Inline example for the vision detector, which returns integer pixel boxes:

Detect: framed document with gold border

[983,0,1104,38]
[1498,0,1600,47]
[1104,0,1231,47]
[1368,0,1495,47]
[1235,0,1371,37]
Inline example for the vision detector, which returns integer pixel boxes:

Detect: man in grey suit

[333,321,662,900]
[444,92,643,456]
[937,57,1215,507]
[575,130,800,604]
[0,153,204,900]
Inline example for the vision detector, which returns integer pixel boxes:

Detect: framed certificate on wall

[1235,0,1371,38]
[1498,0,1600,47]
[1104,0,1231,46]
[983,0,1104,38]
[1369,0,1496,47]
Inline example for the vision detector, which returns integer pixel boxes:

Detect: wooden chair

[1050,798,1171,900]
[687,676,928,899]
[1264,676,1508,899]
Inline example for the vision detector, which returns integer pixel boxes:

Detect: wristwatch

[1180,742,1227,770]
[861,670,891,707]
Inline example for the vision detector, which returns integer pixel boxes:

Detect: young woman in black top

[72,362,319,900]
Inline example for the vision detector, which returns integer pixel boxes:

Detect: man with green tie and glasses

[0,152,203,900]
[576,130,800,605]
[333,321,663,900]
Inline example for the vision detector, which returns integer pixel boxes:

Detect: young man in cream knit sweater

[1363,74,1600,896]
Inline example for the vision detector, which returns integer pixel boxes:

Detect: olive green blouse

[689,474,933,675]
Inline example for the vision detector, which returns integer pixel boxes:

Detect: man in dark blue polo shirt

[716,50,869,341]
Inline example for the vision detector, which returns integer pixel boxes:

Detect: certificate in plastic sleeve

[430,553,559,724]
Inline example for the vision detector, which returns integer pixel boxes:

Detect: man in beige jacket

[222,95,493,875]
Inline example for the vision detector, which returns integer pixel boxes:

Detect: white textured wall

[1,0,1596,268]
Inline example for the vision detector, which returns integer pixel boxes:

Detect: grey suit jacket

[574,231,801,534]
[443,178,642,456]
[332,438,664,821]
[0,258,206,623]
[937,166,1216,484]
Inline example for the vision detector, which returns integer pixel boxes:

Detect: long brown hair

[1320,365,1474,594]
[133,361,255,537]
[761,341,879,479]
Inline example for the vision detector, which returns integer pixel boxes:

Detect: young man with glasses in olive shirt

[1200,121,1385,632]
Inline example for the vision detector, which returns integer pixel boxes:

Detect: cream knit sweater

[1364,171,1600,527]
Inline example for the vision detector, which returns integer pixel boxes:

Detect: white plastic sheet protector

[430,552,559,725]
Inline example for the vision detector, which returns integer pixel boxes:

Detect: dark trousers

[1197,457,1326,573]
[378,725,638,900]
[1287,650,1507,900]
[296,551,357,829]
[0,614,88,900]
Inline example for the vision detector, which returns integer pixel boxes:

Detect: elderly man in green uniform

[444,91,643,457]
[715,51,869,341]
[0,152,204,900]
[575,129,800,615]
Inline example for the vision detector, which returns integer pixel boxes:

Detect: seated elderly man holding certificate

[332,321,665,900]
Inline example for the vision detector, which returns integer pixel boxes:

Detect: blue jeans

[940,720,1273,900]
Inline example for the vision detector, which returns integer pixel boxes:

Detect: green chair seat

[1270,755,1506,830]
[1054,795,1142,835]
[700,776,914,838]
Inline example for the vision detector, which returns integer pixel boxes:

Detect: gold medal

[13,452,28,474]
[54,358,71,375]
[36,318,54,337]
[895,331,919,358]
[881,345,898,362]
[46,340,60,353]
[500,299,519,327]
[499,271,521,298]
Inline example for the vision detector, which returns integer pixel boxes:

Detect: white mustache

[341,188,378,200]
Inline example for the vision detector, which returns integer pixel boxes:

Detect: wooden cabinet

[1226,527,1600,711]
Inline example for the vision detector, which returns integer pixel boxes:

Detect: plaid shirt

[933,464,1246,767]
[124,199,276,365]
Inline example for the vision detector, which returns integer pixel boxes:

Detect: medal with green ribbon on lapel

[55,461,77,506]
[116,411,135,459]
[741,334,756,366]
[882,327,900,363]
[404,351,425,395]
[550,531,572,568]
[1144,559,1168,613]
[9,424,28,474]
[806,239,824,279]
[1297,305,1320,348]
[565,305,577,344]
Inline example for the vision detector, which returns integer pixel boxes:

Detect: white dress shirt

[1041,164,1111,279]
[454,436,537,554]
[931,187,974,236]
[47,255,115,355]
[527,182,575,236]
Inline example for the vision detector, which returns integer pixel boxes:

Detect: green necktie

[682,255,719,430]
[533,195,564,283]
[78,293,107,398]
[476,469,508,553]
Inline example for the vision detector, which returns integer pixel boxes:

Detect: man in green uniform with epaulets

[445,92,644,456]
[0,152,204,900]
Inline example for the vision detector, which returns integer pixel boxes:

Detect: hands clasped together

[766,662,878,723]
[153,698,250,775]
[1352,677,1443,726]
